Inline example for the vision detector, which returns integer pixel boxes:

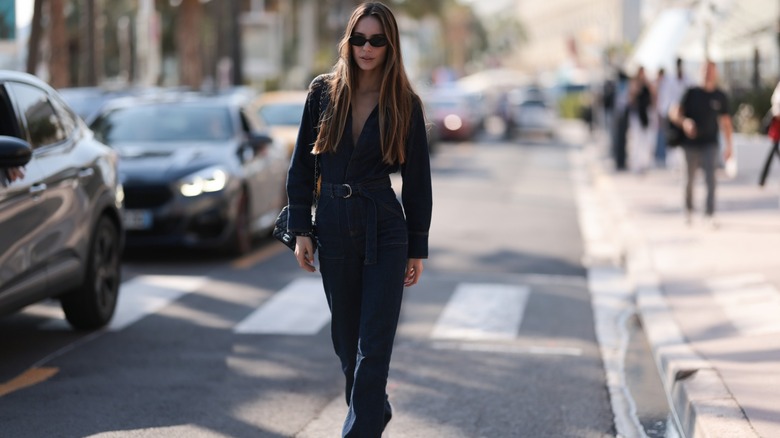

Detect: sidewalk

[585,131,780,437]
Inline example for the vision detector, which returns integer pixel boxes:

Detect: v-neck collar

[349,104,379,147]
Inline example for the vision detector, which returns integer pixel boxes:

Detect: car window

[7,82,67,149]
[258,103,304,126]
[49,96,78,138]
[91,104,234,143]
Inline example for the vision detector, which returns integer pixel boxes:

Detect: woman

[285,2,432,436]
[627,65,655,173]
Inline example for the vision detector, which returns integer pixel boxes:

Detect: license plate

[123,209,152,230]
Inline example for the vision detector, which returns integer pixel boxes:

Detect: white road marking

[430,283,529,340]
[109,275,207,331]
[430,341,582,356]
[234,277,331,335]
[41,275,206,331]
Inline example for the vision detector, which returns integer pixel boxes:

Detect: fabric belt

[321,177,392,265]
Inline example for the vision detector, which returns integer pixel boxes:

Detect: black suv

[0,71,123,330]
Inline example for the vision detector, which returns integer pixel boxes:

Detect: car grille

[123,185,173,209]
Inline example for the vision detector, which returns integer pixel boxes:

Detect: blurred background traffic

[0,0,777,260]
[0,0,775,142]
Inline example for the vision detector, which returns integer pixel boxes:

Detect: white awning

[629,0,777,72]
[630,8,694,74]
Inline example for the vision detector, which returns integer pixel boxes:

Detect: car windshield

[520,100,547,108]
[258,102,304,126]
[58,92,105,119]
[427,97,462,110]
[91,104,234,144]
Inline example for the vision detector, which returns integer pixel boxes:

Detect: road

[1,128,655,437]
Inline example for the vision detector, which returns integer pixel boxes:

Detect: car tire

[61,216,121,330]
[226,189,252,256]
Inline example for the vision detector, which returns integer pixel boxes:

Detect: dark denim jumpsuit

[286,75,432,437]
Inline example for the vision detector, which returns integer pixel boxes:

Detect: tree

[49,0,70,88]
[176,0,204,88]
[26,0,44,75]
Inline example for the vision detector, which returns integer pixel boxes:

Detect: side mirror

[248,133,273,152]
[0,136,32,167]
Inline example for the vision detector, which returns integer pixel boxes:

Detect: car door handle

[78,168,95,178]
[29,183,47,195]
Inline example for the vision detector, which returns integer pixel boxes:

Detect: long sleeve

[285,77,325,233]
[401,101,433,258]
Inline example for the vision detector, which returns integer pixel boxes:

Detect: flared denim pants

[316,183,408,437]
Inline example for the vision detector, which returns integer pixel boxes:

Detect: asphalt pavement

[578,124,780,438]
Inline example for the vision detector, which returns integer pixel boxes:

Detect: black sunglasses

[348,35,388,48]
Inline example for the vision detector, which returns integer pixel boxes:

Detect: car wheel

[61,216,121,330]
[227,189,252,256]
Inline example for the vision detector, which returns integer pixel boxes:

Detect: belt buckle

[342,184,353,198]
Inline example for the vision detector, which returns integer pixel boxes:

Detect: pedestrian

[670,60,733,226]
[627,65,655,173]
[285,2,432,436]
[653,67,667,166]
[611,69,631,171]
[758,79,780,186]
[656,57,690,167]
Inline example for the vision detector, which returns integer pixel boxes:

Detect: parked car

[0,71,124,329]
[254,90,308,157]
[423,88,482,142]
[57,86,169,124]
[89,91,288,255]
[507,87,557,139]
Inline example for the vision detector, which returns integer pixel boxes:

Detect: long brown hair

[313,2,419,165]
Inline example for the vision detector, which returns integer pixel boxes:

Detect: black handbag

[272,155,319,252]
[273,77,327,251]
[666,121,685,148]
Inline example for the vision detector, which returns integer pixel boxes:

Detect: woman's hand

[294,236,316,272]
[404,258,424,287]
[6,167,25,182]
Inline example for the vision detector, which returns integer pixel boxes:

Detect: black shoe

[383,399,393,428]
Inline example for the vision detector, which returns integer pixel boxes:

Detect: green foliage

[558,92,588,120]
[391,0,450,19]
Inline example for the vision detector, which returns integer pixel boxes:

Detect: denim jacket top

[286,75,432,259]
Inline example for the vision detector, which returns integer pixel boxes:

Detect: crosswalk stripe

[234,277,331,335]
[430,283,529,340]
[109,275,207,331]
[40,275,206,331]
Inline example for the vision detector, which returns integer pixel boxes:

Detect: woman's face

[350,16,387,73]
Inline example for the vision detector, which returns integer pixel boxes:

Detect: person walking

[656,57,690,167]
[627,66,655,173]
[670,60,733,226]
[759,79,780,186]
[285,2,432,436]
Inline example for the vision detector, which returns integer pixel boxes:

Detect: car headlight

[443,114,462,131]
[179,166,229,197]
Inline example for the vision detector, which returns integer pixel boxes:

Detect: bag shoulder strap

[311,74,331,204]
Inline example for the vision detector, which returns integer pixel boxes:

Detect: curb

[636,286,760,438]
[577,126,765,437]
